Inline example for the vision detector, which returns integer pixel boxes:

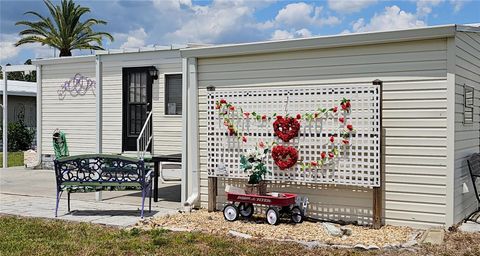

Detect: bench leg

[149,183,152,213]
[55,189,61,217]
[140,187,146,218]
[67,191,71,213]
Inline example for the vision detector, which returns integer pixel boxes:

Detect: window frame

[164,73,183,116]
[463,85,474,125]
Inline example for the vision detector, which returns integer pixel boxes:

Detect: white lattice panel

[207,84,381,187]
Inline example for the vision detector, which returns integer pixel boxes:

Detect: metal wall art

[58,73,96,99]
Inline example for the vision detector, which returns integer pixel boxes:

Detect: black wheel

[238,203,254,218]
[223,204,239,222]
[266,207,280,225]
[291,206,304,223]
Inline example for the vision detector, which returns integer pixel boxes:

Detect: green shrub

[0,118,35,151]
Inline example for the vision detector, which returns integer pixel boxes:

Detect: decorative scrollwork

[58,73,96,99]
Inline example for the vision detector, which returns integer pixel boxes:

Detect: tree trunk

[59,49,72,57]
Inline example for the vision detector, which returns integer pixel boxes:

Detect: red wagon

[223,192,304,225]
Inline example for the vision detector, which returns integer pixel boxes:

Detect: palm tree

[15,0,113,57]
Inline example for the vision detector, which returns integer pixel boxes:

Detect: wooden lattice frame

[207,84,381,187]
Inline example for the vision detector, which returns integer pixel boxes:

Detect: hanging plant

[272,116,301,142]
[272,145,299,170]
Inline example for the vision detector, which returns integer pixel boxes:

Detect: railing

[137,111,153,160]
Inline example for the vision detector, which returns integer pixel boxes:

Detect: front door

[122,67,153,152]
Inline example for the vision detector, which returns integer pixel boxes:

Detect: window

[165,74,182,115]
[464,85,474,124]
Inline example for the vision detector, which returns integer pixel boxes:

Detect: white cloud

[117,28,148,48]
[0,33,54,64]
[274,3,341,28]
[449,0,468,12]
[416,0,443,17]
[328,0,377,13]
[270,28,313,40]
[349,5,426,33]
[0,34,21,61]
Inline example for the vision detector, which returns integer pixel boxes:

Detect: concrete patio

[0,167,182,227]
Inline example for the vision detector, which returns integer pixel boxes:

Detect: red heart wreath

[272,145,299,170]
[273,116,300,142]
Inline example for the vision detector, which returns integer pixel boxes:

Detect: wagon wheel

[266,207,280,225]
[238,203,254,218]
[223,204,239,222]
[291,206,304,224]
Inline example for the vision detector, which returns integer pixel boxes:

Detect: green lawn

[0,215,479,256]
[0,152,24,167]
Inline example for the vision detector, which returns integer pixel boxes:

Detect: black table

[150,153,182,202]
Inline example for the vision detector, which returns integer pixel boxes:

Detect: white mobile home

[181,25,480,229]
[32,47,185,166]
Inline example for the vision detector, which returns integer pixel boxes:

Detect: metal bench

[467,153,480,221]
[54,154,153,218]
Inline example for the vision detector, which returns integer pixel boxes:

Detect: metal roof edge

[181,25,457,58]
[456,24,480,33]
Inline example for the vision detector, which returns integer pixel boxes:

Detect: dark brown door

[122,67,153,152]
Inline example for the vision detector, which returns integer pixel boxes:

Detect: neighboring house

[181,24,480,229]
[0,79,37,129]
[32,46,185,167]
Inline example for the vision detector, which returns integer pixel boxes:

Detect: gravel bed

[138,210,417,248]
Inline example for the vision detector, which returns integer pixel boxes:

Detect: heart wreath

[273,116,300,142]
[272,145,299,170]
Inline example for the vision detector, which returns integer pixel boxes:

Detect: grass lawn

[0,151,24,167]
[1,215,480,256]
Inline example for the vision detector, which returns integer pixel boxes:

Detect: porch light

[149,67,158,80]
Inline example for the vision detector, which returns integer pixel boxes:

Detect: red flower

[229,105,235,111]
[321,152,327,159]
[258,141,265,148]
[314,112,319,118]
[339,117,344,123]
[276,115,283,120]
[242,136,247,143]
[328,152,334,158]
[329,136,335,143]
[333,106,338,113]
[215,104,220,109]
[347,124,353,131]
[244,112,250,118]
[220,99,227,104]
[261,115,267,120]
[296,114,302,119]
[311,161,318,167]
[341,104,348,110]
[346,101,351,108]
[342,140,349,145]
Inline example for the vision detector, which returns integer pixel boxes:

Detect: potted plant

[240,142,270,195]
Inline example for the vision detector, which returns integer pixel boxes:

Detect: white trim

[445,37,456,228]
[4,65,36,72]
[36,65,42,167]
[181,25,457,58]
[2,71,7,168]
[32,55,95,65]
[95,55,102,154]
[181,58,188,204]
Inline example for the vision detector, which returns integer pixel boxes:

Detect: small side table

[151,153,182,202]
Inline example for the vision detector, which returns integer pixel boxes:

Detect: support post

[372,79,383,229]
[3,70,7,168]
[208,177,218,212]
[95,55,102,201]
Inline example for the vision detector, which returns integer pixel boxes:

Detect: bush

[0,119,35,152]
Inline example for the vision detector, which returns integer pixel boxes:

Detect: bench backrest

[468,153,480,177]
[54,154,146,186]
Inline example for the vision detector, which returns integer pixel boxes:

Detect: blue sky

[1,0,479,65]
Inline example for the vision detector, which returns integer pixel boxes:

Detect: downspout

[35,65,42,167]
[183,57,200,209]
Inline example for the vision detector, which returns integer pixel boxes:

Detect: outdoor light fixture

[149,67,158,80]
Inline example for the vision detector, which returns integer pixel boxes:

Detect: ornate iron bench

[467,153,480,221]
[54,154,153,218]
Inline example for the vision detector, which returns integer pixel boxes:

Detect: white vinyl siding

[100,50,183,155]
[40,58,96,155]
[196,38,449,228]
[453,31,480,223]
